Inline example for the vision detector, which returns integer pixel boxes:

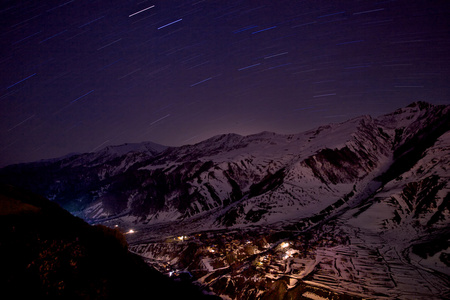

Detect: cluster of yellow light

[280,242,289,248]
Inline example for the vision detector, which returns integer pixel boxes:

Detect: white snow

[201,258,214,272]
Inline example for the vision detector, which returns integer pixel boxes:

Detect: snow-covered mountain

[0,141,167,213]
[1,101,449,299]
[1,102,447,228]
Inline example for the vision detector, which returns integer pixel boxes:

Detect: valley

[126,214,450,299]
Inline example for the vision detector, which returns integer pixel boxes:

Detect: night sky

[1,0,449,166]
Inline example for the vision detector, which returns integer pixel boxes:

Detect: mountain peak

[406,100,435,110]
[98,141,168,157]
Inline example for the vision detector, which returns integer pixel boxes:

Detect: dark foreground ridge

[0,183,219,299]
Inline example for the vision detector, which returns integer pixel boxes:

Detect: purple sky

[1,0,449,166]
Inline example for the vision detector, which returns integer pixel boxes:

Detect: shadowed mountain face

[0,184,218,299]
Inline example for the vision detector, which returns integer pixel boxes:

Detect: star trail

[0,0,449,166]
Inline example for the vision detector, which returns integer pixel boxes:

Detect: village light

[280,242,289,248]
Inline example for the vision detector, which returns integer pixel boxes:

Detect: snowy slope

[125,121,449,300]
[304,129,450,299]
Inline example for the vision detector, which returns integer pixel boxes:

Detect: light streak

[268,63,291,70]
[7,73,37,89]
[98,58,122,71]
[7,115,35,131]
[252,26,277,34]
[238,63,260,71]
[190,77,212,87]
[157,18,183,30]
[394,85,424,88]
[118,68,141,80]
[97,38,122,51]
[292,21,317,28]
[344,65,370,69]
[90,140,110,152]
[313,93,336,98]
[70,90,95,104]
[318,11,345,18]
[39,30,67,44]
[264,52,288,59]
[150,114,170,125]
[353,8,385,15]
[336,40,364,45]
[129,5,155,17]
[79,16,105,28]
[233,25,258,34]
[13,31,42,45]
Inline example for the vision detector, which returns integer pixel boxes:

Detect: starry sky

[1,0,449,166]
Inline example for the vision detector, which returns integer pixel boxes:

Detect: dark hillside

[0,184,218,299]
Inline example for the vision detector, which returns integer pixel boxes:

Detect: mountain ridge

[0,101,448,228]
